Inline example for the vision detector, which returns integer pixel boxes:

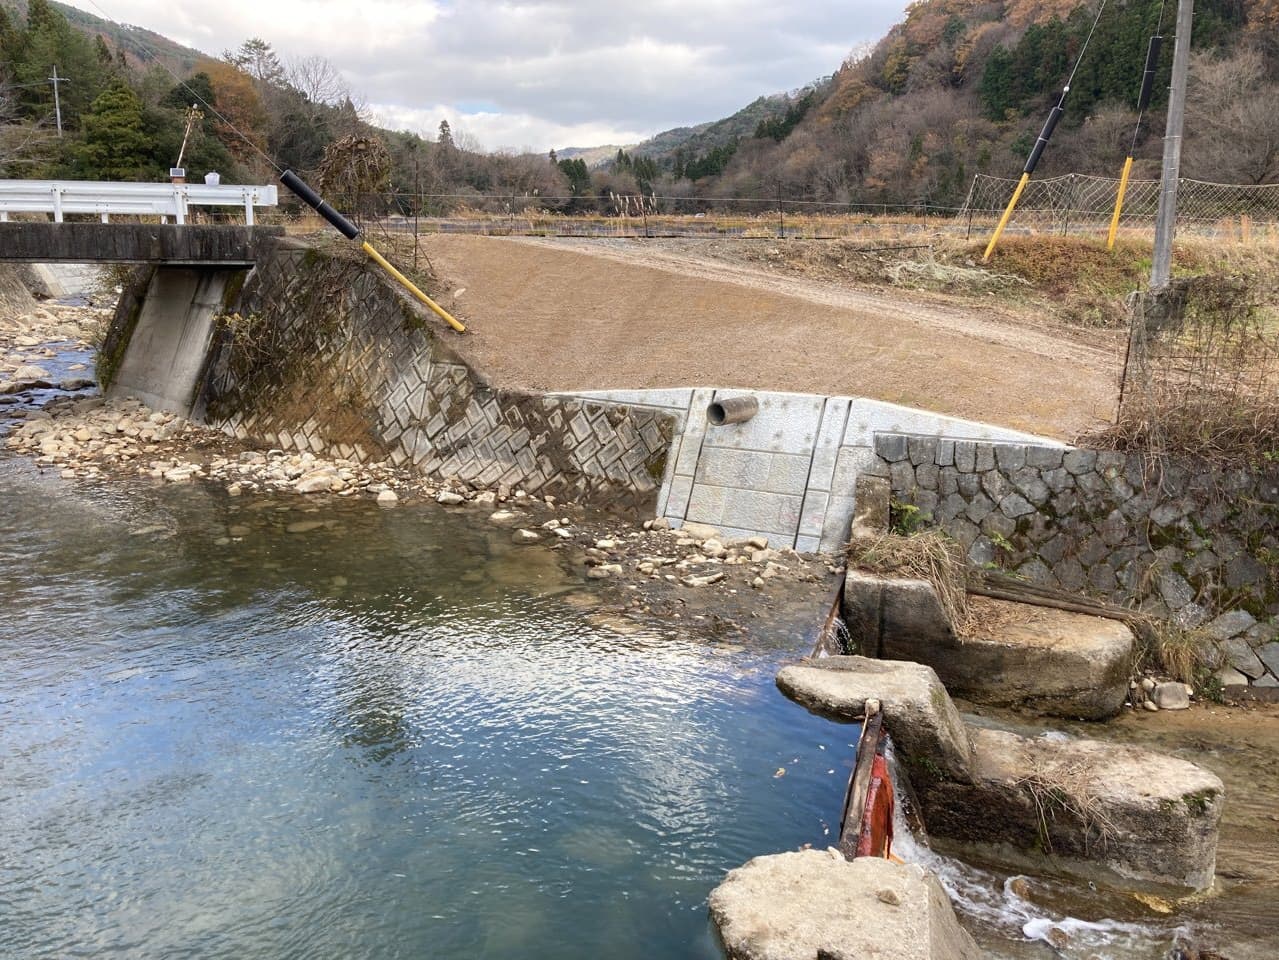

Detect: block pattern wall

[876,433,1279,687]
[198,242,673,514]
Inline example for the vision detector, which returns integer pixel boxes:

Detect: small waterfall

[883,743,1188,959]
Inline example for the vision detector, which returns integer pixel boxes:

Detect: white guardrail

[0,180,279,225]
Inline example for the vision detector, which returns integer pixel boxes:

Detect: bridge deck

[0,222,285,265]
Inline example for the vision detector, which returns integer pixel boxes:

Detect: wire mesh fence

[1100,276,1279,464]
[961,174,1279,243]
[338,192,970,242]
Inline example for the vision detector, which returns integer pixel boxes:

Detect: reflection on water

[0,453,854,960]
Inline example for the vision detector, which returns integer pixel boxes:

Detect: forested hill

[677,0,1279,205]
[1,0,1275,214]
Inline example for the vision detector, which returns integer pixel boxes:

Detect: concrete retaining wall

[574,389,1053,552]
[192,241,674,514]
[876,433,1279,687]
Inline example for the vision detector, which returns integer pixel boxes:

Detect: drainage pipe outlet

[707,395,758,426]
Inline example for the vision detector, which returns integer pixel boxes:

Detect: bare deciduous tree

[1185,48,1279,184]
[286,54,348,107]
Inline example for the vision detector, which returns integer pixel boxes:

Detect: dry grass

[1083,274,1279,466]
[1130,616,1218,685]
[847,530,974,633]
[1015,755,1119,855]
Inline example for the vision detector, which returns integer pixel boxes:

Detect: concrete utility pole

[48,65,65,138]
[1151,0,1194,290]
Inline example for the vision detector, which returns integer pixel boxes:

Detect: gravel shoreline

[2,302,840,632]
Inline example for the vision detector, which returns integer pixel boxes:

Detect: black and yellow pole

[279,170,466,333]
[1108,35,1163,250]
[983,90,1067,262]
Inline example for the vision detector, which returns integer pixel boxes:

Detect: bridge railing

[0,180,279,225]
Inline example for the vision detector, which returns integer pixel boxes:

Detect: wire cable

[1064,0,1112,93]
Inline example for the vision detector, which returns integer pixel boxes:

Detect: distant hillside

[631,83,830,163]
[4,0,208,71]
[674,0,1278,204]
[556,144,633,170]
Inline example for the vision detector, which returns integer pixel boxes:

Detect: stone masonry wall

[196,240,674,514]
[872,433,1279,687]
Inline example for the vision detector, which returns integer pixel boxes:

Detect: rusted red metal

[854,753,895,859]
[839,710,896,861]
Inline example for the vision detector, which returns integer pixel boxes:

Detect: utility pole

[49,65,65,138]
[1151,0,1194,290]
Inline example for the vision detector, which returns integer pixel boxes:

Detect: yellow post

[1107,156,1135,250]
[360,240,466,333]
[982,172,1030,263]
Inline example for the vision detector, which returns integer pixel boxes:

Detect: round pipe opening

[706,395,759,426]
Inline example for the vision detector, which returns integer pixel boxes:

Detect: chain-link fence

[961,174,1279,242]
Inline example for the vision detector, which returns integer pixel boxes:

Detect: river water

[4,345,1275,960]
[0,443,866,959]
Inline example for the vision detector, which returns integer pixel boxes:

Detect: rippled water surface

[0,453,854,959]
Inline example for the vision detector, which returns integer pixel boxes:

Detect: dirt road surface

[422,235,1122,440]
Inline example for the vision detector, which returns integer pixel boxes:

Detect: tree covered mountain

[2,0,1275,214]
[678,0,1279,205]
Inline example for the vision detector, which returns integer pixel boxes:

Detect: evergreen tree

[75,78,151,179]
[12,0,104,130]
[223,37,285,88]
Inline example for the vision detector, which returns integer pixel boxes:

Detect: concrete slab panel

[695,446,772,488]
[568,388,694,411]
[821,494,857,552]
[831,445,882,493]
[720,488,804,537]
[796,535,821,554]
[807,398,853,492]
[702,391,824,455]
[686,483,728,526]
[673,387,717,477]
[111,266,237,416]
[844,398,1062,448]
[799,490,831,539]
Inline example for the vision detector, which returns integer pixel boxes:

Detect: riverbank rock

[926,727,1224,892]
[776,656,974,784]
[709,850,981,960]
[844,571,1133,720]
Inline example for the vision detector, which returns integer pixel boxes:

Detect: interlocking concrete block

[702,391,824,455]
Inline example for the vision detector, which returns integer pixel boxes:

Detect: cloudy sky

[65,0,909,152]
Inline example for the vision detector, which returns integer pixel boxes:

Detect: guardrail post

[51,186,63,223]
[244,191,254,225]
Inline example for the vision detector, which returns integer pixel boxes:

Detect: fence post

[777,183,784,239]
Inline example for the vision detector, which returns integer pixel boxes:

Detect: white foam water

[884,743,1189,959]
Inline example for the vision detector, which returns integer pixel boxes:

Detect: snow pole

[278,169,465,333]
[983,92,1065,262]
[1108,36,1164,250]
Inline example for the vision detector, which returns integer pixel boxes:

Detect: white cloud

[65,0,909,152]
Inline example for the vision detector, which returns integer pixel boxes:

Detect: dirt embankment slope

[421,235,1121,440]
